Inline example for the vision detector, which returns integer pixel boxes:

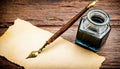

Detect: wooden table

[0,0,120,69]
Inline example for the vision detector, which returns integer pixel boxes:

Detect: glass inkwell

[75,9,111,52]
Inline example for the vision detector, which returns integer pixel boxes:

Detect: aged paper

[0,19,105,69]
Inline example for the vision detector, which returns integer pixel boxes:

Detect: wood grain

[0,0,120,69]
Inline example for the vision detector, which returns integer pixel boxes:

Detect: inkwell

[75,9,111,52]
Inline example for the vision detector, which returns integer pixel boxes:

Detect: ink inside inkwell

[75,9,111,52]
[91,15,104,23]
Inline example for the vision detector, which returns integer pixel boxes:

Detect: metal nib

[26,51,40,59]
[26,42,48,59]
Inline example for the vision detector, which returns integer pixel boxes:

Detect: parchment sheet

[0,18,105,69]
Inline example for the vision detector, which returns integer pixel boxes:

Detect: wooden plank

[0,28,7,36]
[0,0,120,25]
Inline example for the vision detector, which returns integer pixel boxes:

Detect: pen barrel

[47,7,89,44]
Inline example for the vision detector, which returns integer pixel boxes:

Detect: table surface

[0,0,120,69]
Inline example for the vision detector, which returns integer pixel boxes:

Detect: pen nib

[26,42,48,59]
[26,51,40,59]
